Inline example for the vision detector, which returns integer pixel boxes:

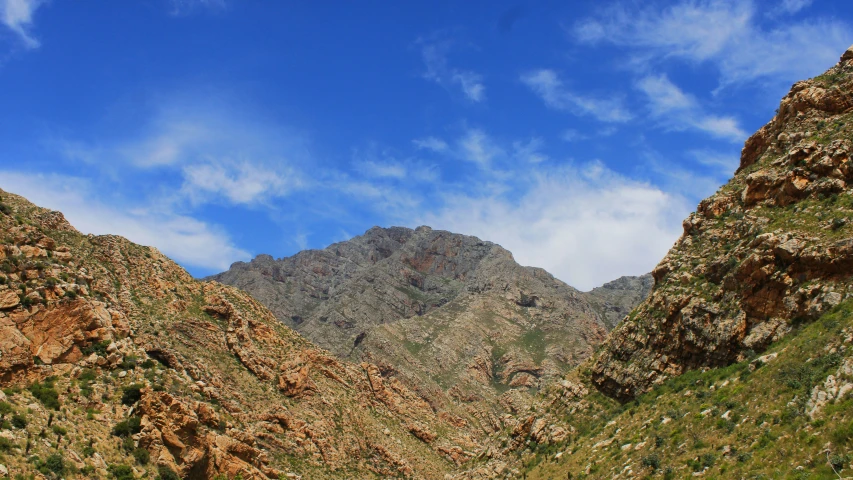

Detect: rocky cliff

[0,190,513,479]
[210,227,650,413]
[592,45,853,400]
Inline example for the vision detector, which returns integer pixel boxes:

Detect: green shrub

[133,447,149,465]
[0,437,15,451]
[0,401,12,418]
[701,453,716,468]
[157,465,181,480]
[120,356,138,370]
[63,290,77,300]
[11,413,27,429]
[112,417,142,437]
[121,384,144,406]
[108,464,134,480]
[82,340,111,357]
[44,453,64,475]
[832,419,853,445]
[642,453,661,470]
[121,435,135,453]
[830,453,850,471]
[28,379,60,410]
[82,444,95,457]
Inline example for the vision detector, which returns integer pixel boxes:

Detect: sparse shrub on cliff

[10,413,27,429]
[28,378,60,410]
[108,464,134,480]
[82,340,110,357]
[121,384,144,406]
[642,453,661,470]
[157,465,181,480]
[112,417,141,437]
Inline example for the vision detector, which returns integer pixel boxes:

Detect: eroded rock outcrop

[592,45,853,400]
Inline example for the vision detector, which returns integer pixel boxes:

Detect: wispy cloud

[181,160,302,205]
[777,0,813,15]
[57,97,310,206]
[413,136,449,152]
[458,128,503,167]
[0,171,249,271]
[1,0,45,49]
[169,0,226,16]
[574,0,851,87]
[422,161,688,290]
[560,129,588,142]
[520,69,632,122]
[512,137,548,164]
[636,73,746,141]
[688,149,739,176]
[352,145,438,182]
[419,37,486,102]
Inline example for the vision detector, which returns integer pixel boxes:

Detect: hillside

[451,44,853,480]
[0,190,507,479]
[210,227,651,415]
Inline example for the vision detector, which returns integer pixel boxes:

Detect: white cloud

[688,149,739,176]
[458,128,503,167]
[421,161,688,290]
[520,69,632,122]
[1,0,45,49]
[512,137,548,164]
[0,171,249,271]
[419,38,486,102]
[451,71,486,102]
[778,0,812,15]
[58,99,309,206]
[574,0,851,87]
[560,129,588,142]
[181,159,301,205]
[355,160,407,179]
[351,145,439,182]
[413,136,449,152]
[637,73,747,141]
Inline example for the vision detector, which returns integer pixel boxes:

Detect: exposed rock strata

[593,45,853,400]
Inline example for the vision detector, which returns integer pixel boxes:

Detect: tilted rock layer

[0,190,510,479]
[593,46,853,400]
[211,226,650,413]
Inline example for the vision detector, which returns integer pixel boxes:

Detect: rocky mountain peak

[211,225,651,413]
[591,45,853,400]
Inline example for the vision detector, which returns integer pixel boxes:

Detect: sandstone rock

[592,51,853,400]
[209,224,646,410]
[0,289,19,309]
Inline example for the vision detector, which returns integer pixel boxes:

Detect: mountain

[0,191,509,479]
[455,44,853,480]
[209,226,651,412]
[592,45,853,401]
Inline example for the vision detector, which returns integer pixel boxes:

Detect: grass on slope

[525,299,853,480]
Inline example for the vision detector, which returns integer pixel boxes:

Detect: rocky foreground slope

[211,227,650,414]
[592,45,853,401]
[444,44,853,480]
[0,190,525,479]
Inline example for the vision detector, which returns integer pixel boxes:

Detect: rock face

[210,226,651,411]
[0,191,498,479]
[584,274,654,330]
[592,45,853,400]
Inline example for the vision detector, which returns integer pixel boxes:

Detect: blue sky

[0,0,851,290]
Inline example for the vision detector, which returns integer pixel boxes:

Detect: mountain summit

[210,226,651,410]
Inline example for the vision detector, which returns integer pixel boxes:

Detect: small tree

[0,401,12,419]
